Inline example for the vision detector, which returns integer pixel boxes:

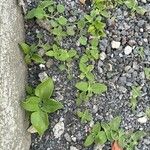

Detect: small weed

[77,109,93,123]
[19,43,45,64]
[22,77,63,135]
[144,67,150,80]
[130,86,141,111]
[84,116,145,149]
[145,108,150,118]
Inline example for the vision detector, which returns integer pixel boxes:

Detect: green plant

[77,109,93,123]
[22,77,63,135]
[19,43,45,64]
[84,116,145,149]
[122,0,147,15]
[25,0,55,19]
[144,67,150,80]
[79,54,95,81]
[138,47,144,59]
[130,86,141,111]
[75,81,107,105]
[145,108,150,118]
[46,44,77,62]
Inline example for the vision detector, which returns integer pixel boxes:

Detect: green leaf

[76,92,89,106]
[31,54,45,64]
[90,83,107,94]
[19,43,30,54]
[86,72,95,81]
[77,19,86,29]
[21,97,40,111]
[109,116,121,131]
[25,54,31,64]
[144,67,150,80]
[130,97,137,111]
[90,47,99,60]
[68,49,77,58]
[25,85,34,95]
[131,131,145,141]
[41,99,63,113]
[57,16,67,25]
[80,54,89,63]
[50,20,58,27]
[95,131,107,144]
[35,77,54,100]
[57,4,65,13]
[66,26,75,36]
[131,86,141,99]
[75,82,89,92]
[79,36,87,46]
[46,50,54,57]
[31,110,49,135]
[84,134,95,147]
[101,122,112,140]
[146,107,150,118]
[135,6,147,15]
[77,109,92,123]
[92,122,101,136]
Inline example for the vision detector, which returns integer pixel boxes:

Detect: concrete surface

[0,0,31,150]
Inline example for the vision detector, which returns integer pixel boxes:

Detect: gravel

[24,0,150,150]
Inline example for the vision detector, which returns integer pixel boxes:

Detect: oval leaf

[31,111,49,135]
[90,83,107,94]
[21,96,40,111]
[41,99,63,113]
[75,82,89,92]
[84,134,95,147]
[35,77,54,100]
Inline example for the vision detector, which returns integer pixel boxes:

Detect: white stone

[141,0,147,3]
[124,45,132,55]
[94,144,104,150]
[137,116,148,124]
[38,72,48,82]
[100,52,107,60]
[70,146,79,150]
[111,41,121,49]
[53,121,64,138]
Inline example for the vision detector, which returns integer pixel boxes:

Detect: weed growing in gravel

[19,42,45,64]
[22,77,63,135]
[144,67,150,80]
[84,116,145,150]
[77,109,93,123]
[130,86,142,111]
[145,108,150,118]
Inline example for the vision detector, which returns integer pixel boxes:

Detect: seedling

[22,77,63,135]
[145,108,150,118]
[75,81,107,105]
[84,116,145,150]
[77,109,93,123]
[130,86,141,111]
[144,67,150,80]
[19,42,45,64]
[79,54,95,81]
[138,47,144,59]
[123,0,147,15]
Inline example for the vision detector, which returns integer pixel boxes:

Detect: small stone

[111,41,121,49]
[53,120,64,138]
[100,52,107,60]
[46,59,53,68]
[39,64,45,69]
[38,72,48,82]
[70,146,78,150]
[64,133,71,142]
[93,105,98,113]
[141,0,147,3]
[93,144,104,150]
[137,116,148,124]
[124,45,132,55]
[71,136,76,142]
[119,86,127,93]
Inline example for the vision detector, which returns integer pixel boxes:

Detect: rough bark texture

[0,0,31,149]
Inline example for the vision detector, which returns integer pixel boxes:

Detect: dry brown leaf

[112,141,123,150]
[27,125,38,134]
[79,0,86,4]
